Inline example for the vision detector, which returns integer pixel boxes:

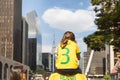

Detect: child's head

[60,31,76,48]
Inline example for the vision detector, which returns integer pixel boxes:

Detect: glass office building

[26,11,42,66]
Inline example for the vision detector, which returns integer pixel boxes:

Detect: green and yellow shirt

[56,40,80,69]
[49,73,87,80]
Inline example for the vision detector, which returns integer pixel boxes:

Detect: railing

[85,50,94,75]
[111,73,119,80]
[0,56,29,80]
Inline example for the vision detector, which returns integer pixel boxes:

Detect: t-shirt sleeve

[76,44,81,54]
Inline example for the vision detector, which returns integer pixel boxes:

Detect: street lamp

[51,33,56,72]
[105,28,110,75]
[4,38,7,57]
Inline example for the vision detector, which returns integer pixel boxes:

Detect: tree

[84,32,104,51]
[84,0,120,52]
[104,74,110,80]
[84,31,113,51]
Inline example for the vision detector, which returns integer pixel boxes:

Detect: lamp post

[105,28,110,75]
[4,39,7,57]
[105,42,110,75]
[52,33,56,72]
[52,52,55,72]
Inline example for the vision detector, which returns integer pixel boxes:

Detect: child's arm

[76,53,80,60]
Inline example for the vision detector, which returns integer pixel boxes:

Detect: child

[55,31,82,75]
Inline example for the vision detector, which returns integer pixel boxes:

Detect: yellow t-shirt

[49,73,87,80]
[56,40,80,69]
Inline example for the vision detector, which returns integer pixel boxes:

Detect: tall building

[28,38,37,71]
[42,53,53,72]
[22,17,29,65]
[26,11,37,38]
[25,11,42,66]
[0,0,30,80]
[0,0,22,62]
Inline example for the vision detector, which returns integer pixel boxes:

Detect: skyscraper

[0,0,22,62]
[0,1,30,80]
[28,38,37,71]
[25,11,42,66]
[22,17,29,65]
[26,11,37,38]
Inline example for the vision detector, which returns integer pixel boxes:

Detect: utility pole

[105,43,110,74]
[4,39,7,57]
[51,32,56,72]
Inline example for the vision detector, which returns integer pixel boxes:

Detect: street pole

[52,32,56,72]
[53,52,55,72]
[105,42,109,75]
[4,39,7,57]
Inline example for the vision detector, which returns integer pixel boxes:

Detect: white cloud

[42,7,96,33]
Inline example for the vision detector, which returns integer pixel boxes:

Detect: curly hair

[60,31,76,48]
[10,72,21,80]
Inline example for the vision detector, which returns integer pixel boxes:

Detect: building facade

[83,48,106,79]
[0,0,30,80]
[42,53,54,72]
[22,17,29,65]
[0,0,22,62]
[26,11,37,38]
[25,11,42,66]
[28,38,37,71]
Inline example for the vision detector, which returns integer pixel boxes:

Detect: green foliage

[96,13,113,29]
[84,32,105,51]
[84,30,114,51]
[104,74,111,80]
[84,0,120,52]
[36,66,51,78]
[91,0,102,5]
[29,69,35,77]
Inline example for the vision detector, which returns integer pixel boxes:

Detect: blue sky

[22,0,97,54]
